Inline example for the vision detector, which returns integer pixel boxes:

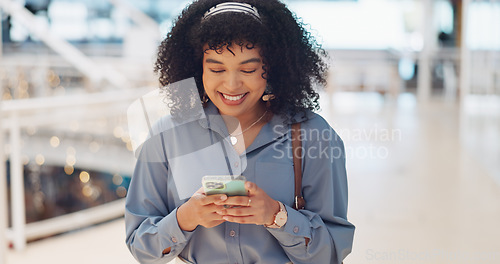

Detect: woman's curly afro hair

[155,0,328,119]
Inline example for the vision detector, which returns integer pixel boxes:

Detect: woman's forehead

[203,44,262,60]
[203,42,259,51]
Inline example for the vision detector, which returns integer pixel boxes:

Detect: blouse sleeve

[266,117,355,264]
[125,133,193,264]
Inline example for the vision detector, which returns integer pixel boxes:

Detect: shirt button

[171,237,177,243]
[229,230,236,237]
[234,162,239,168]
[293,226,299,233]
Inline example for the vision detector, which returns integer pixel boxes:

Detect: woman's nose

[224,72,242,90]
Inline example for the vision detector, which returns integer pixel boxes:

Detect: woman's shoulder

[150,114,176,135]
[297,111,344,145]
[292,110,333,131]
[150,114,203,134]
[302,112,330,128]
[281,109,337,133]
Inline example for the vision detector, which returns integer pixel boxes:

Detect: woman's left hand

[214,181,279,226]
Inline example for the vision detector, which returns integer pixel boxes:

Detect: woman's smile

[219,92,249,104]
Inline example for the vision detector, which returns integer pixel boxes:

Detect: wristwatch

[265,201,288,228]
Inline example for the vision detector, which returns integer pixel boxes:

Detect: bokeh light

[82,185,93,197]
[64,165,74,175]
[50,136,60,148]
[116,186,127,198]
[79,171,90,183]
[35,154,45,165]
[66,155,76,166]
[112,174,123,185]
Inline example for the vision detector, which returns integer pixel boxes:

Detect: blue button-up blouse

[125,102,355,264]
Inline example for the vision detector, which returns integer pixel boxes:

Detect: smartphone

[202,175,247,196]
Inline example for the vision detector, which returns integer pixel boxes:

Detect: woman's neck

[220,102,268,132]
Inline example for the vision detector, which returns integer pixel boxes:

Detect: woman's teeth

[222,93,245,101]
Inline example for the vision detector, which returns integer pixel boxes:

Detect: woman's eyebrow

[205,58,261,65]
[205,58,223,64]
[240,58,261,65]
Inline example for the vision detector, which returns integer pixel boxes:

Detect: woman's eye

[241,69,257,74]
[210,69,225,73]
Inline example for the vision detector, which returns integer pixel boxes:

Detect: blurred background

[0,0,499,263]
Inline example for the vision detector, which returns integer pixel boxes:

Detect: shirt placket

[227,143,244,176]
[225,222,243,264]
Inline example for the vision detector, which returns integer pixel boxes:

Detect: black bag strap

[291,123,306,210]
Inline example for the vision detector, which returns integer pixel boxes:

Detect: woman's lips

[219,92,248,105]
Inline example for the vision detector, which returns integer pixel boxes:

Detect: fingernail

[220,195,227,200]
[222,216,229,221]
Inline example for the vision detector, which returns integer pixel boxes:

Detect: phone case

[202,175,247,196]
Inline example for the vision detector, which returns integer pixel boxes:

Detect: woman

[125,1,355,263]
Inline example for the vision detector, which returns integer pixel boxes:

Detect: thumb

[193,186,205,196]
[245,181,258,195]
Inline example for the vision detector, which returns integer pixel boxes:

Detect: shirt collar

[198,102,229,137]
[197,102,316,151]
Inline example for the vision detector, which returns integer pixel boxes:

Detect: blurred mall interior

[0,0,499,263]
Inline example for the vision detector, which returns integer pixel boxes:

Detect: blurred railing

[0,88,151,251]
[327,48,500,100]
[327,49,401,96]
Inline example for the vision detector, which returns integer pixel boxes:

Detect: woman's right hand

[176,188,228,231]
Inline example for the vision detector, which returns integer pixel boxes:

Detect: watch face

[275,211,287,227]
